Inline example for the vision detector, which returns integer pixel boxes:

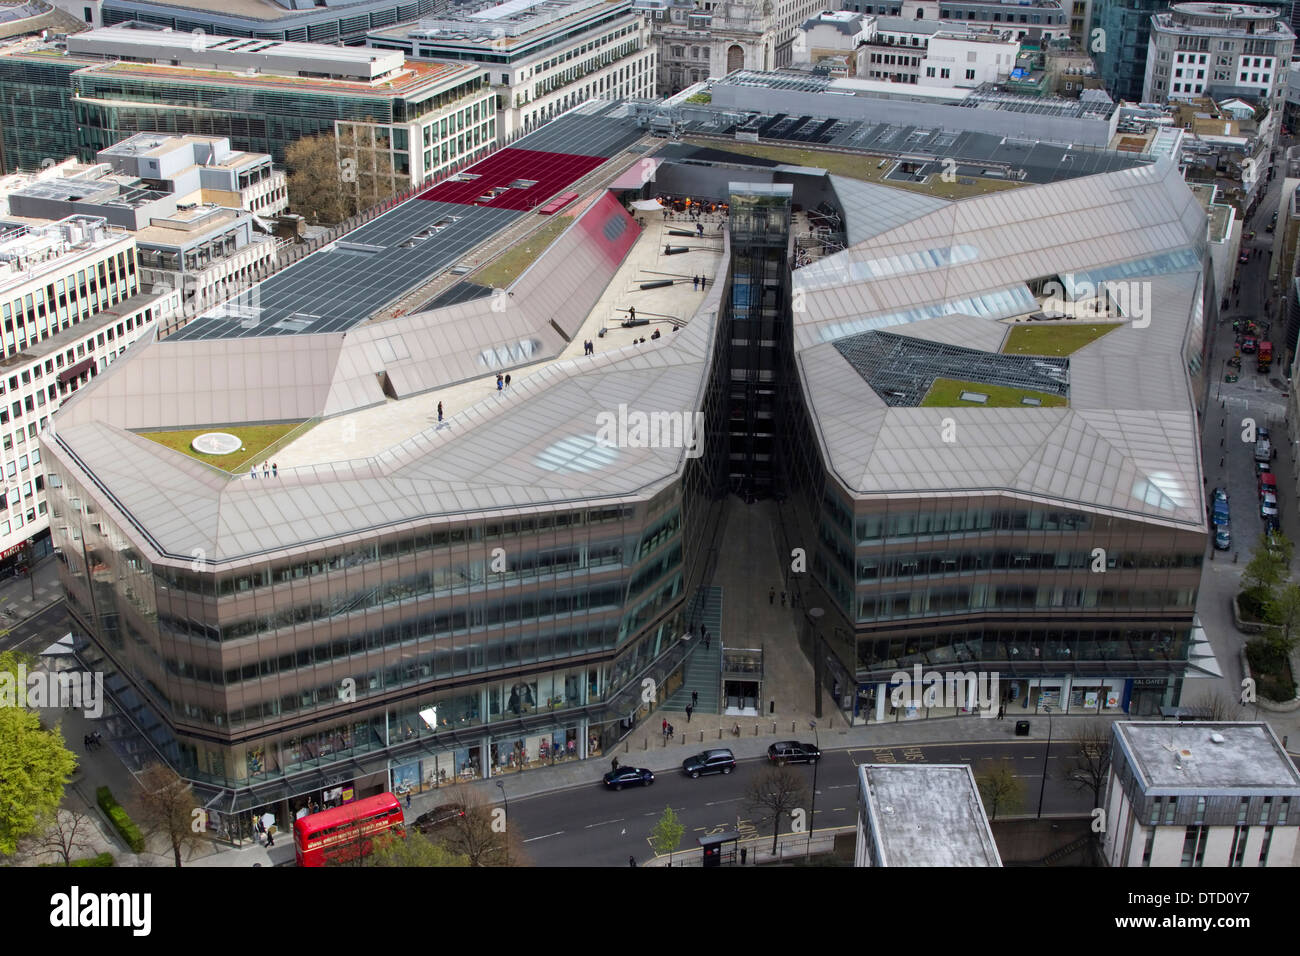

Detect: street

[0,600,70,656]
[504,740,1096,866]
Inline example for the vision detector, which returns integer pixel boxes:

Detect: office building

[856,763,1002,866]
[1144,2,1296,121]
[41,90,1214,825]
[369,0,655,139]
[0,25,497,182]
[1102,721,1300,866]
[0,215,170,567]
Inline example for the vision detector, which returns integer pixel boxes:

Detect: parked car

[1258,426,1271,441]
[682,749,736,778]
[1259,472,1277,499]
[1261,493,1279,518]
[1264,515,1281,535]
[1211,501,1230,526]
[767,741,822,764]
[1212,486,1229,504]
[602,766,655,790]
[1240,252,1251,263]
[1215,526,1231,551]
[1257,459,1273,477]
[1255,439,1272,463]
[1242,337,1258,354]
[413,803,467,834]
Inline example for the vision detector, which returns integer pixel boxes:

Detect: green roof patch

[1003,323,1119,357]
[137,422,311,473]
[922,378,1067,408]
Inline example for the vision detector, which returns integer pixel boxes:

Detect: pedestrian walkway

[0,553,63,627]
[663,586,721,714]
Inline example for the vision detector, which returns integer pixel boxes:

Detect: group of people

[82,731,103,751]
[496,373,512,391]
[582,340,596,355]
[249,460,279,479]
[691,275,708,290]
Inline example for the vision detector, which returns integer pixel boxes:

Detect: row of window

[851,583,1196,622]
[2,246,137,358]
[824,494,1097,541]
[856,625,1190,671]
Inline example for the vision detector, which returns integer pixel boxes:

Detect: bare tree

[431,786,527,867]
[134,763,208,867]
[975,759,1024,821]
[1191,688,1239,722]
[1066,721,1113,809]
[746,765,810,854]
[26,808,100,866]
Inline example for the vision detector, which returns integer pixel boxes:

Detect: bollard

[754,725,759,736]
[792,721,796,733]
[700,730,704,742]
[718,728,722,739]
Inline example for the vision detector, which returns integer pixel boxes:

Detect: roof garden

[136,422,312,473]
[1002,322,1118,356]
[834,330,1069,407]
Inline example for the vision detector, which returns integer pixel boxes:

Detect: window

[965,69,975,80]
[1141,828,1156,866]
[1230,825,1250,866]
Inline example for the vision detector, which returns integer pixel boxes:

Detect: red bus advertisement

[293,793,404,867]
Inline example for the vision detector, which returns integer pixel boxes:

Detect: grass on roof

[1002,323,1119,357]
[682,138,1024,199]
[921,378,1067,408]
[137,422,310,473]
[471,214,574,289]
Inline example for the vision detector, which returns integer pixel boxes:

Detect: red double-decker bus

[293,793,404,867]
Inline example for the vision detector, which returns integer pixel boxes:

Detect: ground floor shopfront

[845,674,1183,724]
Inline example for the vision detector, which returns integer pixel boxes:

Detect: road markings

[522,831,563,843]
[704,797,743,807]
[583,818,625,829]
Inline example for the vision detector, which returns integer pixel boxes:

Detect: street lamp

[806,720,819,858]
[496,780,509,866]
[1036,704,1054,819]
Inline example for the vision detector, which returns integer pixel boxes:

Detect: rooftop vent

[1209,732,1226,744]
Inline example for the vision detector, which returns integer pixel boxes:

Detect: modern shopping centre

[42,96,1217,826]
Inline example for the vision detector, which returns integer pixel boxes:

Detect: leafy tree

[1267,583,1300,655]
[650,806,685,864]
[285,134,349,225]
[975,759,1024,821]
[1066,721,1112,809]
[0,651,79,855]
[746,765,809,854]
[367,827,469,867]
[1243,532,1291,610]
[26,808,100,866]
[135,762,211,867]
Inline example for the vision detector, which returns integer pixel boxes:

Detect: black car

[682,749,736,778]
[413,803,466,833]
[603,766,654,790]
[767,741,822,764]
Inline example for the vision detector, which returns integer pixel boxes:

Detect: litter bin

[1015,720,1030,737]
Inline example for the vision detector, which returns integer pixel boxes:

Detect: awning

[58,357,94,385]
[611,158,662,191]
[631,199,665,211]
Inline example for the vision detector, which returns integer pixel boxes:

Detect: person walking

[703,628,710,651]
[611,756,620,772]
[662,718,668,736]
[691,690,698,707]
[496,373,503,391]
[437,401,443,423]
[628,306,636,323]
[685,704,693,723]
[504,374,511,388]
[271,462,278,477]
[997,704,1005,720]
[629,855,637,867]
[692,275,699,290]
[405,790,412,808]
[262,461,269,478]
[250,466,257,480]
[265,827,274,848]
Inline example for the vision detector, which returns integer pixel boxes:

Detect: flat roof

[169,103,642,341]
[859,764,1002,866]
[1115,722,1300,793]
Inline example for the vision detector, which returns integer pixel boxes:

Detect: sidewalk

[0,553,64,625]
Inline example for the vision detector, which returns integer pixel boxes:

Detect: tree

[0,651,78,855]
[367,827,469,867]
[650,806,685,864]
[1242,532,1291,608]
[285,133,349,226]
[134,762,208,867]
[433,786,524,867]
[25,808,100,866]
[1066,721,1112,809]
[1267,583,1300,656]
[746,765,810,854]
[1193,688,1241,721]
[975,759,1024,821]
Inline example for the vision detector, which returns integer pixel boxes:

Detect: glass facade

[45,440,721,804]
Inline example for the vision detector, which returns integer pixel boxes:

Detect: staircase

[665,586,723,714]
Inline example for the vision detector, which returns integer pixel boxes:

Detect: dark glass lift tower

[724,182,793,501]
